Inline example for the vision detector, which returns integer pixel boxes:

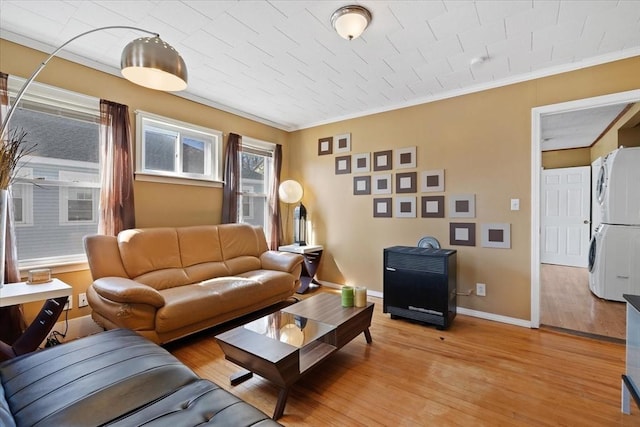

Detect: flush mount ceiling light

[331,5,372,40]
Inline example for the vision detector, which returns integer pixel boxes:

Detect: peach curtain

[98,100,135,236]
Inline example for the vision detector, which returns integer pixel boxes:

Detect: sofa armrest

[92,277,165,308]
[260,251,304,273]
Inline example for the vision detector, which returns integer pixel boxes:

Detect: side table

[278,244,323,294]
[0,278,72,361]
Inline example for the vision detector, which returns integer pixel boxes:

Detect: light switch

[511,198,520,211]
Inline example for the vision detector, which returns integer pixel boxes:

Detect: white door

[541,166,591,267]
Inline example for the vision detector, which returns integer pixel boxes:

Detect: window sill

[19,257,90,279]
[135,172,223,188]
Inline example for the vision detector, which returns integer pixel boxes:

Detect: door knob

[583,220,590,224]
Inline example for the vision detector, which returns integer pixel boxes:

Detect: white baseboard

[317,280,531,328]
[43,314,104,346]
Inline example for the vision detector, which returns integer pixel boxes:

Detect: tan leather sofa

[84,223,303,344]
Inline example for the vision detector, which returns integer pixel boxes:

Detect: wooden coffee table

[216,293,374,419]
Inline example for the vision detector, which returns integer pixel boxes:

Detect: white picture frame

[394,146,416,169]
[395,196,416,218]
[334,133,351,153]
[481,223,511,249]
[421,169,444,192]
[372,174,392,194]
[352,152,370,173]
[449,194,475,218]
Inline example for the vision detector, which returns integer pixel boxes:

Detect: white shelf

[279,244,323,254]
[0,278,72,307]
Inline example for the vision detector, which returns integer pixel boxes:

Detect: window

[8,77,100,267]
[136,111,223,185]
[12,168,33,226]
[237,138,275,235]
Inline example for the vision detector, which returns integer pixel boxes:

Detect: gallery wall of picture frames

[317,133,511,250]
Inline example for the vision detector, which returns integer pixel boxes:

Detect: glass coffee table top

[242,311,335,349]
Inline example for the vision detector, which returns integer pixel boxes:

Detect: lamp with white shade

[278,180,307,246]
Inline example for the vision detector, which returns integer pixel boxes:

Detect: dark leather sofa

[0,328,280,427]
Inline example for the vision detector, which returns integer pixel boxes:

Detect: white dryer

[597,147,640,225]
[588,223,640,302]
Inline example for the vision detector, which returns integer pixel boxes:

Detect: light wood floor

[540,263,626,340]
[167,288,638,426]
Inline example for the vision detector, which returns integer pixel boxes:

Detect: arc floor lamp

[0,25,188,139]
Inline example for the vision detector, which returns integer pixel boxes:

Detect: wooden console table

[278,244,323,294]
[0,279,72,360]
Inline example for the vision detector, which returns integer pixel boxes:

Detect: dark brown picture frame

[373,197,392,218]
[373,150,392,171]
[318,137,333,155]
[353,176,371,195]
[421,195,445,218]
[395,171,417,193]
[449,222,476,246]
[335,155,352,175]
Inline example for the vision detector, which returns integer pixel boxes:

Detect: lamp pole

[0,26,159,140]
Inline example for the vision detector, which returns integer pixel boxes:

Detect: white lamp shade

[121,36,188,91]
[279,180,303,204]
[331,6,372,40]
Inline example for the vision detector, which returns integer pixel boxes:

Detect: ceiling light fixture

[331,5,372,40]
[1,26,187,139]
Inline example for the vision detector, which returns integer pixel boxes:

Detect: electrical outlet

[64,297,72,310]
[78,293,88,308]
[476,283,486,297]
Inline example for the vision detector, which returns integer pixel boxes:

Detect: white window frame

[8,76,100,273]
[58,170,100,225]
[237,137,275,235]
[135,110,223,187]
[11,168,33,226]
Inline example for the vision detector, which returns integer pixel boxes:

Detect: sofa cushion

[156,278,265,333]
[177,225,225,266]
[0,329,199,427]
[119,228,184,288]
[106,379,280,426]
[219,223,263,260]
[0,385,16,427]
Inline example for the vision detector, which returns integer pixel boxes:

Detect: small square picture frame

[373,150,392,171]
[353,176,371,195]
[421,195,445,218]
[481,223,511,249]
[421,169,444,192]
[395,171,417,193]
[334,133,351,153]
[394,146,416,169]
[395,196,416,218]
[372,173,392,194]
[373,197,392,218]
[335,155,351,175]
[318,137,333,156]
[352,153,370,173]
[449,194,475,218]
[450,222,476,246]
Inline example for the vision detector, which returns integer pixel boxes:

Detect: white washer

[588,223,640,302]
[591,156,603,237]
[597,147,640,226]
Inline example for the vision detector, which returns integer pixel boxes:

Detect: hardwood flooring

[540,263,626,340]
[167,288,638,426]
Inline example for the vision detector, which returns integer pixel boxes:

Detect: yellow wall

[3,37,640,323]
[542,147,591,169]
[1,39,291,319]
[591,102,640,160]
[289,56,640,321]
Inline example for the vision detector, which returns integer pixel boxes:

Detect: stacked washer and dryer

[588,147,640,302]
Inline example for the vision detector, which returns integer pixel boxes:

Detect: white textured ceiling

[1,0,639,134]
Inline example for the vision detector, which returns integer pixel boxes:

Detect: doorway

[531,89,640,336]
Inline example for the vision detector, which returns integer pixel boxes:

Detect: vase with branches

[1,129,35,287]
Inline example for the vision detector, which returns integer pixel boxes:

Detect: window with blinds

[8,77,100,268]
[238,138,275,235]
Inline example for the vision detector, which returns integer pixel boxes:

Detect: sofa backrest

[85,223,270,290]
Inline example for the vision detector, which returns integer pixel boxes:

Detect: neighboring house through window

[238,137,275,236]
[8,77,100,268]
